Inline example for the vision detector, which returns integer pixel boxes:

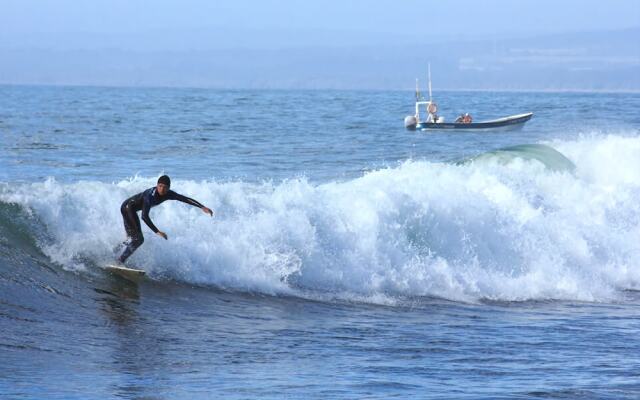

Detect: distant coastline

[1,27,638,92]
[2,82,639,94]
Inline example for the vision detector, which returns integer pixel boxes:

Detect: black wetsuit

[118,187,205,263]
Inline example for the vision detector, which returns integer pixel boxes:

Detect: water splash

[1,135,639,303]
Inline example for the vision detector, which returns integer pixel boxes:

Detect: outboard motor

[404,115,417,130]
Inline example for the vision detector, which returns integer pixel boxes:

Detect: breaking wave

[1,134,639,303]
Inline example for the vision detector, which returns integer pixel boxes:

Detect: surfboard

[105,264,146,283]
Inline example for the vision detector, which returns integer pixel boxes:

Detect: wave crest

[1,135,639,303]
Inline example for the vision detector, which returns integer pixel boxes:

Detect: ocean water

[1,85,640,399]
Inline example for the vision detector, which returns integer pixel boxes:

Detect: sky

[1,0,639,48]
[0,0,639,90]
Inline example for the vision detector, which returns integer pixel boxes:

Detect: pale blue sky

[1,0,639,48]
[1,0,638,90]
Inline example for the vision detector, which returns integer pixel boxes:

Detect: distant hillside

[0,28,638,91]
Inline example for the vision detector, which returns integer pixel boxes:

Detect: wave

[460,143,576,172]
[1,134,639,303]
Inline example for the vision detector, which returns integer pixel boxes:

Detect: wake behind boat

[404,66,533,131]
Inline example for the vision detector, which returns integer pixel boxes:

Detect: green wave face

[461,144,576,172]
[0,201,43,256]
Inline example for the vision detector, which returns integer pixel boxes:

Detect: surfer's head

[157,175,171,195]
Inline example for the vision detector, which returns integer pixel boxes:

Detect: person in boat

[426,112,440,123]
[116,175,214,264]
[456,113,473,124]
[426,102,441,123]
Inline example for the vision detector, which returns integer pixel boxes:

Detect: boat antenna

[415,78,421,101]
[428,63,433,102]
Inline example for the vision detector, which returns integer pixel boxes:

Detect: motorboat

[406,107,533,131]
[404,66,533,131]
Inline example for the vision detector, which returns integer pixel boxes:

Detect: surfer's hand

[202,207,214,217]
[156,231,168,240]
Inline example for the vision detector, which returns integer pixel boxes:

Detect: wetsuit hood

[157,175,171,188]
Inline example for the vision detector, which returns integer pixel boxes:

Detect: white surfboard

[105,264,146,283]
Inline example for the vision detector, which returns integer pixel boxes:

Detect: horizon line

[2,82,640,94]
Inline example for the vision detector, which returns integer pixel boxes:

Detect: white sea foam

[2,134,639,303]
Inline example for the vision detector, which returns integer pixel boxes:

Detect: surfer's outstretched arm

[170,192,214,217]
[141,197,168,239]
[141,200,159,233]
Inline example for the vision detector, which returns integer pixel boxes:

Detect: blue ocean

[1,85,639,399]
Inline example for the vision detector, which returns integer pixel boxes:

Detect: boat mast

[428,63,433,102]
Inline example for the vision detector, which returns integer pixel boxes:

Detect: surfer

[117,175,213,264]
